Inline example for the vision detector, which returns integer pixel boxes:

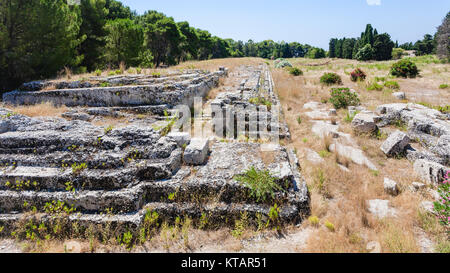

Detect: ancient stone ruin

[0,65,310,235]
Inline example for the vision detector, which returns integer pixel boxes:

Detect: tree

[436,11,450,60]
[0,0,82,92]
[141,11,185,67]
[372,33,394,60]
[415,34,435,56]
[104,0,135,20]
[355,44,374,61]
[177,22,199,61]
[329,39,337,58]
[78,0,108,71]
[306,48,326,59]
[104,19,144,67]
[342,38,356,59]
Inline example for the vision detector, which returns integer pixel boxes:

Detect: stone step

[0,187,144,214]
[0,150,182,191]
[0,200,307,235]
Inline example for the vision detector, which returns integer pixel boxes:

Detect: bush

[274,58,292,68]
[392,48,406,60]
[439,84,449,89]
[235,166,283,203]
[367,81,384,91]
[329,88,360,109]
[350,68,367,82]
[433,171,449,228]
[320,72,342,85]
[390,59,419,78]
[288,67,303,76]
[384,80,400,90]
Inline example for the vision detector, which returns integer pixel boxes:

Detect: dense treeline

[329,24,395,61]
[331,12,450,61]
[0,0,323,92]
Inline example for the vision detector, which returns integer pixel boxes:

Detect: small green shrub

[288,67,303,76]
[235,166,284,203]
[249,96,272,110]
[344,110,359,123]
[136,67,142,74]
[350,68,366,82]
[367,81,384,91]
[329,88,360,109]
[152,72,161,78]
[439,84,449,89]
[274,58,292,68]
[320,73,342,85]
[308,216,320,227]
[324,220,335,232]
[390,59,419,78]
[391,48,406,60]
[94,69,102,76]
[433,171,449,228]
[384,81,400,90]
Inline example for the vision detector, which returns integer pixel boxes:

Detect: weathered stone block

[384,177,399,196]
[413,159,450,184]
[183,138,209,165]
[380,131,410,156]
[351,113,378,134]
[167,132,191,148]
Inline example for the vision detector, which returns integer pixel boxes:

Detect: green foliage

[288,67,303,76]
[344,110,359,123]
[0,0,82,92]
[308,216,320,227]
[234,167,283,203]
[433,171,449,228]
[274,58,292,68]
[367,81,384,91]
[104,19,144,67]
[104,125,114,134]
[435,12,450,60]
[71,162,87,174]
[384,80,400,90]
[248,96,272,110]
[439,84,449,89]
[324,220,335,232]
[320,73,342,85]
[350,68,366,82]
[355,44,375,61]
[306,48,326,59]
[392,48,406,59]
[390,59,419,78]
[329,88,360,109]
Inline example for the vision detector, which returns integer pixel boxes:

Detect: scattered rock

[351,113,378,134]
[380,131,410,157]
[183,138,210,165]
[384,178,400,196]
[330,142,378,171]
[410,182,426,191]
[305,148,325,164]
[366,241,381,253]
[392,92,406,100]
[328,109,337,116]
[367,199,398,218]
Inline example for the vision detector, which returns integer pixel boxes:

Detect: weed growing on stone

[235,166,283,203]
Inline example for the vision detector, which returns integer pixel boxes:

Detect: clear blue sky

[121,0,450,49]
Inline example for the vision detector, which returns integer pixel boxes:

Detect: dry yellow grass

[272,56,449,253]
[3,102,68,117]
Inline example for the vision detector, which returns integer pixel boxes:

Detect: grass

[3,102,68,117]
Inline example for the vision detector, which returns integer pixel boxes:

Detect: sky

[121,0,450,49]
